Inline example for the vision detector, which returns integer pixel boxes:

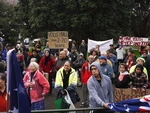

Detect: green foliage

[0,0,150,44]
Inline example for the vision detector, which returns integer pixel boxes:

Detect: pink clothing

[23,70,50,103]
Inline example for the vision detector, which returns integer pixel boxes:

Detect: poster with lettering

[48,31,68,49]
[119,36,148,46]
[115,88,150,102]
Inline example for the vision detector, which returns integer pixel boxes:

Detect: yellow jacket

[55,67,77,88]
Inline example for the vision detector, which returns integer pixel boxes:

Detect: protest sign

[119,36,148,46]
[115,88,150,102]
[48,31,68,49]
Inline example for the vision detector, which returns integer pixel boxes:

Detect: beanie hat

[99,56,107,60]
[136,57,145,63]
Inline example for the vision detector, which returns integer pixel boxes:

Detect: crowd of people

[0,38,150,112]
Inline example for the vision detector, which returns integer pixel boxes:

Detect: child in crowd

[130,64,148,92]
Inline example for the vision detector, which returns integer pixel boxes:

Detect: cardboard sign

[115,88,150,102]
[48,31,68,49]
[119,36,148,46]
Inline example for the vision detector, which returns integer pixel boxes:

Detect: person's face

[32,51,37,56]
[64,62,71,72]
[119,65,126,73]
[59,52,64,59]
[99,59,106,65]
[45,51,50,56]
[90,66,99,76]
[142,53,147,57]
[135,67,142,74]
[128,56,133,61]
[29,65,37,73]
[92,51,96,56]
[137,60,144,65]
[110,46,114,49]
[88,57,94,64]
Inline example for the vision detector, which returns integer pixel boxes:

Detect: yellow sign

[48,31,68,49]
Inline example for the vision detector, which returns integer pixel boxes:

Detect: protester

[116,44,126,66]
[125,54,136,71]
[80,55,94,107]
[107,44,117,56]
[1,43,12,62]
[39,49,55,95]
[53,51,70,78]
[55,61,78,104]
[73,53,85,87]
[129,57,148,78]
[99,56,114,81]
[114,63,130,88]
[141,50,150,80]
[79,40,87,60]
[26,48,41,67]
[87,62,113,113]
[0,73,8,112]
[130,64,148,92]
[23,62,50,110]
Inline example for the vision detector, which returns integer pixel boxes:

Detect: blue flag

[7,49,31,113]
[108,95,150,112]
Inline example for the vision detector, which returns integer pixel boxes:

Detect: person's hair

[119,63,128,71]
[0,73,6,83]
[28,61,39,70]
[135,64,143,72]
[0,62,5,73]
[64,60,71,65]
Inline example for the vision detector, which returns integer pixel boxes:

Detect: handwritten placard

[119,36,148,46]
[48,31,69,49]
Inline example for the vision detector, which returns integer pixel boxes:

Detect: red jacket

[81,62,92,84]
[39,56,55,74]
[0,89,7,112]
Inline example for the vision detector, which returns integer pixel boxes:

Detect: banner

[119,36,148,46]
[88,39,113,52]
[48,31,69,49]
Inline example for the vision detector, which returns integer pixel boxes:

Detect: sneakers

[80,102,88,107]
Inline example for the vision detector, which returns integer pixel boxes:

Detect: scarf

[118,71,129,81]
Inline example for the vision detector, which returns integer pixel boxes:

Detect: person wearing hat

[107,44,117,56]
[68,47,78,63]
[73,53,85,87]
[99,56,114,81]
[129,57,148,79]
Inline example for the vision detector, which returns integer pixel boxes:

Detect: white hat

[79,53,84,56]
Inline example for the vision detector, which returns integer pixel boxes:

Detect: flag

[7,49,31,113]
[108,95,150,112]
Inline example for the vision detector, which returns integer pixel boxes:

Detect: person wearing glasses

[87,62,114,113]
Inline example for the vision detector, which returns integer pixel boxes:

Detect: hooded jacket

[87,62,113,108]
